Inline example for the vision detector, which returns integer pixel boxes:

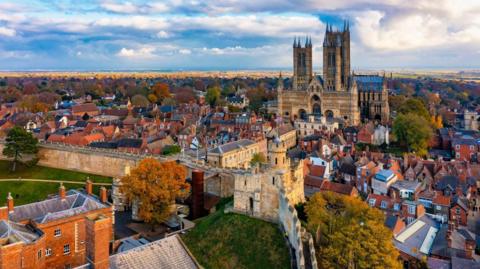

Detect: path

[0,178,112,186]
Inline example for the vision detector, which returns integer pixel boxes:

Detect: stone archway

[298,109,307,120]
[312,103,321,116]
[325,110,334,122]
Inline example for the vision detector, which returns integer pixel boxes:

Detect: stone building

[0,182,113,269]
[233,138,304,220]
[355,75,390,123]
[207,139,266,169]
[277,22,360,125]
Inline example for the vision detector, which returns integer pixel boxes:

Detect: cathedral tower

[293,37,313,91]
[323,21,350,91]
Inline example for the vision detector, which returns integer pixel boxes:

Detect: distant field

[182,199,290,269]
[0,160,112,205]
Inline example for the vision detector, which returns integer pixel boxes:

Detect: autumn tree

[305,192,402,269]
[250,152,266,166]
[131,94,150,107]
[3,126,39,171]
[205,86,221,107]
[18,95,50,113]
[174,87,196,104]
[152,82,171,102]
[120,158,190,230]
[388,95,405,112]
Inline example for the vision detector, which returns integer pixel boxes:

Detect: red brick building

[0,182,113,269]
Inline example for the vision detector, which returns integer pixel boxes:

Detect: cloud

[0,27,15,37]
[116,47,156,58]
[178,49,191,55]
[100,0,169,14]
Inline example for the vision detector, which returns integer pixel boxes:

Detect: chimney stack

[465,238,475,259]
[86,178,93,195]
[59,183,66,200]
[99,187,108,203]
[7,193,13,213]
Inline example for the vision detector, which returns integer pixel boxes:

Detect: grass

[182,199,290,269]
[0,160,112,205]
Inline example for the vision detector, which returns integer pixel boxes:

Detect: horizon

[0,1,479,71]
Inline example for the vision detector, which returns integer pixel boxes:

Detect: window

[45,248,52,257]
[455,144,460,150]
[369,199,376,207]
[470,145,475,151]
[407,217,415,224]
[380,201,387,209]
[272,177,275,185]
[436,205,442,211]
[393,203,400,211]
[456,207,461,215]
[37,249,42,260]
[54,228,61,237]
[63,244,70,255]
[408,205,415,215]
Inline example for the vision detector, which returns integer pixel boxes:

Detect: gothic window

[272,177,275,185]
[275,158,278,165]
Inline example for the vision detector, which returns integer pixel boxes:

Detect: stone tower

[293,37,313,91]
[268,137,288,170]
[323,22,350,91]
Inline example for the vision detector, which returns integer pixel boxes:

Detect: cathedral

[277,22,389,125]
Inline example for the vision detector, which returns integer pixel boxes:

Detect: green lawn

[182,201,290,269]
[0,160,112,206]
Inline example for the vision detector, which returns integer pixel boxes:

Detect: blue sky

[0,0,479,71]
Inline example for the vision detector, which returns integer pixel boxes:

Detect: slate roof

[0,220,42,244]
[354,75,385,92]
[9,190,108,224]
[339,162,356,175]
[72,103,98,114]
[209,139,255,154]
[109,235,199,269]
[117,138,143,148]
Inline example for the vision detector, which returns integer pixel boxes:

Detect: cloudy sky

[0,0,479,71]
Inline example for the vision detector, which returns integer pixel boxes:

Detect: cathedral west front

[277,22,389,125]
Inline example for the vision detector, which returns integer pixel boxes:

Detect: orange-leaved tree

[151,82,171,103]
[121,158,190,230]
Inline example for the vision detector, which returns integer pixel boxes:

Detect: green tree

[305,192,402,269]
[162,145,181,155]
[205,86,221,107]
[393,113,432,156]
[398,98,430,120]
[250,152,266,166]
[3,126,39,171]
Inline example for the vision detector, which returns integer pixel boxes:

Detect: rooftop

[109,234,199,269]
[374,169,395,182]
[209,139,256,154]
[9,190,109,224]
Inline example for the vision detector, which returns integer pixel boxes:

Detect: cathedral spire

[293,36,296,47]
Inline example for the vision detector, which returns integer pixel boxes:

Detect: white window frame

[369,199,376,207]
[54,228,61,237]
[63,244,70,255]
[408,205,415,215]
[45,248,52,257]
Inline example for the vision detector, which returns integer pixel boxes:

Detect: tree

[120,158,190,230]
[131,94,150,107]
[250,152,266,166]
[147,93,158,104]
[305,192,402,269]
[152,82,171,102]
[162,145,181,155]
[18,95,50,113]
[174,87,196,104]
[388,95,405,112]
[205,86,221,107]
[3,126,39,171]
[393,113,432,156]
[398,98,430,120]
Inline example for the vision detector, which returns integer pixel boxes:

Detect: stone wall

[278,191,317,269]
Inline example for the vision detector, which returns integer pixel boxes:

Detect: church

[276,22,389,125]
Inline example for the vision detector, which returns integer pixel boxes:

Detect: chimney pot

[86,178,93,195]
[99,187,108,203]
[7,192,14,213]
[59,183,66,200]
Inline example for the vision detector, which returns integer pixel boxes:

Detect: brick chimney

[465,238,475,259]
[85,214,111,269]
[86,178,93,195]
[7,193,13,213]
[99,187,107,203]
[59,183,66,200]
